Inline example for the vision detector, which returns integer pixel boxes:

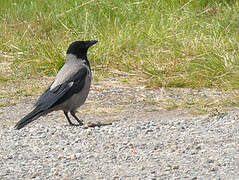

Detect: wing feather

[35,67,88,110]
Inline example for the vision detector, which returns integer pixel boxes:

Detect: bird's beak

[89,40,98,46]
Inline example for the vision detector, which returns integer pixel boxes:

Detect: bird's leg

[64,111,79,126]
[70,111,83,126]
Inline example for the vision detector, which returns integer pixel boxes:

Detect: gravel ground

[0,82,239,179]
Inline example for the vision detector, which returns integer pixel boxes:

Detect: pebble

[0,100,239,179]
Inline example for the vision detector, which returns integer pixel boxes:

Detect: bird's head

[66,40,98,59]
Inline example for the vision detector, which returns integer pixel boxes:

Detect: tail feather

[15,107,43,130]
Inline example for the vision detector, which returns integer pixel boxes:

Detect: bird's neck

[83,58,91,70]
[66,54,91,70]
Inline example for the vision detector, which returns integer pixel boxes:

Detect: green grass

[0,0,239,90]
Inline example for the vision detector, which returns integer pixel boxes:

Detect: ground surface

[0,81,239,179]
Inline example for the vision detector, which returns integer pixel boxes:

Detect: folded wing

[35,67,88,110]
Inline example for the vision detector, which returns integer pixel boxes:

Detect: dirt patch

[0,80,237,128]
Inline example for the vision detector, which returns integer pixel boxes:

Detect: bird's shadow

[65,122,113,129]
[83,122,113,129]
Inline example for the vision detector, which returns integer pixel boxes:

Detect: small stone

[196,145,201,150]
[31,172,40,178]
[145,129,153,134]
[191,150,197,155]
[70,154,76,160]
[75,153,81,159]
[57,155,64,159]
[141,166,145,170]
[208,159,214,163]
[7,155,13,159]
[210,167,217,171]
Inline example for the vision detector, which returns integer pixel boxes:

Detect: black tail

[15,107,43,130]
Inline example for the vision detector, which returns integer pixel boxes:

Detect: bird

[15,40,98,130]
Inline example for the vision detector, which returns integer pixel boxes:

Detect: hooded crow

[15,40,98,130]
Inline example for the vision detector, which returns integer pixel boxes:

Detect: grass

[0,0,239,111]
[145,88,239,115]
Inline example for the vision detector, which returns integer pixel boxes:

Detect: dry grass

[0,0,239,112]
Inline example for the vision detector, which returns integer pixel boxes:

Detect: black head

[66,40,98,59]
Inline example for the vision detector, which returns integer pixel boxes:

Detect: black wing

[35,67,88,110]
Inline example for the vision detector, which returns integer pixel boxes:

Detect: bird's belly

[61,79,91,112]
[67,88,89,110]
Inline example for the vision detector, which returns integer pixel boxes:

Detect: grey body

[50,54,91,112]
[15,40,97,129]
